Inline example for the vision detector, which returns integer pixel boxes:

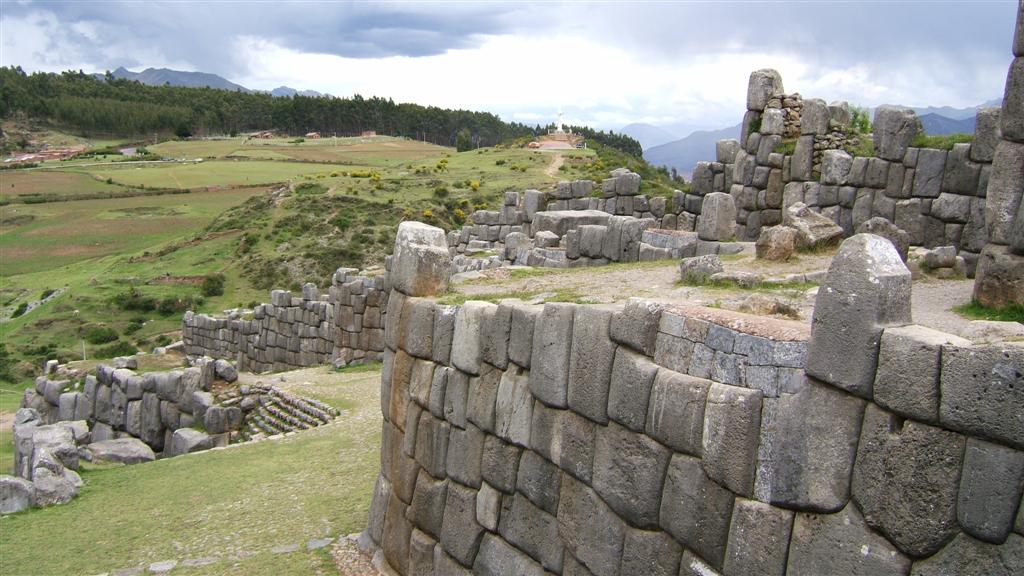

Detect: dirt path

[545,152,564,178]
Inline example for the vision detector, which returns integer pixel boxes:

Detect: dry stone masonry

[359,220,1024,576]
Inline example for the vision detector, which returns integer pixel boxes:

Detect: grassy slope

[0,365,382,576]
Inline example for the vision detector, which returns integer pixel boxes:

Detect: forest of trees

[0,67,643,156]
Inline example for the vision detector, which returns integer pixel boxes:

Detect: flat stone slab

[661,303,810,342]
[307,538,334,550]
[180,557,218,567]
[270,544,300,554]
[147,560,178,573]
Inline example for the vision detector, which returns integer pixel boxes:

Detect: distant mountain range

[101,67,325,98]
[618,123,680,150]
[640,99,999,178]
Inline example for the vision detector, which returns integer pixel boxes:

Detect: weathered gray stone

[382,492,412,573]
[203,405,242,435]
[660,454,734,571]
[31,467,81,506]
[529,303,576,407]
[558,474,626,576]
[821,149,853,184]
[703,383,762,497]
[494,365,532,447]
[645,370,708,456]
[523,189,545,222]
[943,143,982,195]
[0,475,34,514]
[1002,57,1024,142]
[609,298,663,356]
[592,421,670,528]
[986,140,1024,244]
[451,301,494,376]
[940,343,1024,449]
[415,413,449,479]
[533,210,610,237]
[680,254,724,283]
[514,450,560,515]
[621,528,682,576]
[445,422,483,488]
[755,226,796,261]
[807,234,912,398]
[481,434,521,493]
[408,528,436,576]
[87,438,155,465]
[431,304,455,365]
[760,379,866,512]
[473,533,545,576]
[475,481,501,532]
[800,98,829,135]
[973,107,1002,162]
[401,298,436,360]
[499,493,563,571]
[857,216,911,262]
[852,404,964,557]
[440,482,484,567]
[167,428,213,457]
[558,410,595,483]
[508,304,540,369]
[933,192,973,223]
[698,193,737,241]
[717,139,741,164]
[606,348,659,432]
[443,370,469,429]
[723,498,793,576]
[481,303,512,370]
[958,438,1024,543]
[528,400,562,464]
[747,69,784,111]
[787,503,911,576]
[910,533,1024,576]
[874,106,922,161]
[567,306,615,423]
[914,148,948,199]
[973,244,1024,308]
[791,136,815,181]
[408,469,449,539]
[874,325,970,423]
[391,221,451,297]
[213,358,237,382]
[784,202,844,250]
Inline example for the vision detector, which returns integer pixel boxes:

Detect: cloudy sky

[1,1,1017,135]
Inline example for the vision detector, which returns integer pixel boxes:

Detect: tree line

[0,67,642,156]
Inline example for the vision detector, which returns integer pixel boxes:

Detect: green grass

[437,287,586,306]
[911,133,973,151]
[0,169,138,203]
[87,160,334,190]
[0,366,382,576]
[953,300,1024,323]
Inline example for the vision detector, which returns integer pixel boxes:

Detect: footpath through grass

[0,365,382,576]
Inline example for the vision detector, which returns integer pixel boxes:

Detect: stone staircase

[215,385,341,440]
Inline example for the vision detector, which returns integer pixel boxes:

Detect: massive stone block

[973,244,1024,308]
[801,98,830,135]
[494,365,532,447]
[466,365,501,433]
[702,383,762,497]
[558,409,596,483]
[481,303,512,370]
[498,493,563,572]
[481,434,521,493]
[852,404,964,557]
[910,533,1024,576]
[400,298,435,360]
[873,106,922,161]
[408,469,449,539]
[532,210,610,238]
[557,474,626,576]
[390,221,451,297]
[940,343,1024,449]
[451,301,495,376]
[723,498,793,576]
[508,304,540,369]
[787,503,911,576]
[567,306,616,423]
[913,148,947,198]
[609,298,663,357]
[473,533,546,576]
[660,454,735,571]
[516,449,561,515]
[806,234,912,398]
[697,193,737,241]
[440,482,484,567]
[607,348,660,432]
[414,413,449,479]
[874,325,971,423]
[986,140,1024,244]
[1001,57,1024,142]
[759,379,866,512]
[445,422,483,488]
[973,107,1002,162]
[620,528,682,576]
[592,421,670,528]
[746,69,784,111]
[958,438,1024,543]
[529,303,576,408]
[645,369,709,456]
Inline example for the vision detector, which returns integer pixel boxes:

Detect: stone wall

[361,226,1024,575]
[182,268,388,372]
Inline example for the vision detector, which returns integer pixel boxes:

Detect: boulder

[31,467,81,507]
[923,245,958,269]
[755,226,796,261]
[972,107,1001,162]
[857,217,910,262]
[87,438,156,465]
[213,359,237,382]
[784,202,844,250]
[873,106,922,161]
[820,149,853,185]
[680,255,724,283]
[801,98,830,135]
[697,193,736,241]
[0,475,34,514]
[167,428,214,456]
[973,244,1024,308]
[986,141,1024,245]
[390,221,452,297]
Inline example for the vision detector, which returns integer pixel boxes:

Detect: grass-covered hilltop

[0,68,676,388]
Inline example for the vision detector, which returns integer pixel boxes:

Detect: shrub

[469,180,481,191]
[201,274,225,297]
[494,159,506,166]
[157,296,198,316]
[456,128,473,152]
[40,288,56,300]
[124,321,143,335]
[84,326,119,345]
[113,289,157,312]
[422,209,434,219]
[95,340,137,359]
[12,302,28,317]
[849,106,872,135]
[433,186,449,199]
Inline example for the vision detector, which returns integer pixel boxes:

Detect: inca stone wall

[182,268,388,372]
[361,223,1024,576]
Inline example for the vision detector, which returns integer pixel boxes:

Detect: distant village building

[305,132,321,139]
[361,130,377,137]
[250,131,274,139]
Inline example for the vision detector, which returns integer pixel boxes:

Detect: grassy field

[0,170,136,203]
[86,160,335,190]
[0,365,383,576]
